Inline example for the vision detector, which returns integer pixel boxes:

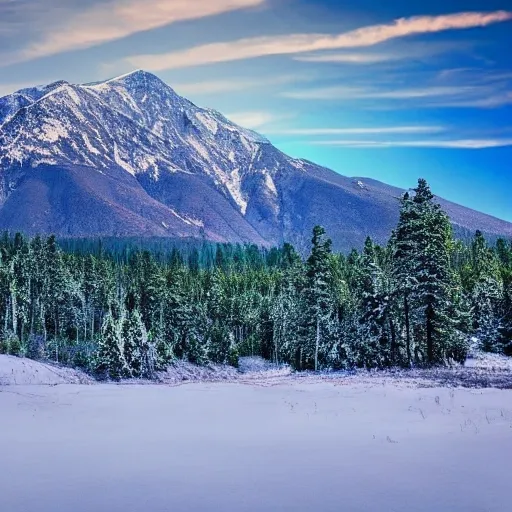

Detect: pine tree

[304,226,333,371]
[122,311,141,377]
[410,179,467,364]
[500,278,512,355]
[472,277,503,352]
[95,313,128,380]
[270,245,305,366]
[466,231,505,352]
[165,268,209,365]
[215,245,227,271]
[357,237,391,367]
[390,191,416,365]
[496,239,512,354]
[391,180,468,365]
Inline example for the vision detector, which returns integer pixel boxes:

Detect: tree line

[0,179,510,378]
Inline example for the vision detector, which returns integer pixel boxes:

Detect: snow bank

[238,355,289,374]
[156,360,240,385]
[0,355,92,385]
[155,357,291,385]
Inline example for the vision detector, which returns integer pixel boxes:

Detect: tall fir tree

[356,237,391,368]
[390,191,416,365]
[95,312,128,380]
[304,226,333,371]
[411,179,467,364]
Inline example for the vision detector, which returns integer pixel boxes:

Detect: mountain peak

[96,69,168,89]
[81,70,180,101]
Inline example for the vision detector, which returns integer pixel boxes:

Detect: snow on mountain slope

[0,70,510,250]
[0,71,278,217]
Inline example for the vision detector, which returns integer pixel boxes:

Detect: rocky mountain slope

[0,70,510,251]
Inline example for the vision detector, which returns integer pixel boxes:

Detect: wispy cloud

[282,82,512,108]
[282,85,479,100]
[265,126,446,135]
[312,139,512,149]
[173,74,309,96]
[295,53,397,64]
[436,67,512,83]
[293,41,468,65]
[270,125,512,150]
[433,92,512,108]
[125,11,512,70]
[6,0,265,63]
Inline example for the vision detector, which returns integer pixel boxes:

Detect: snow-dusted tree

[122,310,142,377]
[356,237,391,367]
[304,226,334,371]
[410,179,467,364]
[127,251,165,330]
[391,179,468,365]
[465,231,505,352]
[500,280,512,355]
[390,191,417,365]
[165,268,209,365]
[95,312,128,380]
[471,277,504,352]
[268,244,304,365]
[471,231,501,283]
[496,239,512,354]
[124,309,157,379]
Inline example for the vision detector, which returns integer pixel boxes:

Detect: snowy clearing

[1,380,511,512]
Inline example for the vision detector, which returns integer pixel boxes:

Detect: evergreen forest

[0,179,511,379]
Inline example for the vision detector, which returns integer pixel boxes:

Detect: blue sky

[0,0,511,221]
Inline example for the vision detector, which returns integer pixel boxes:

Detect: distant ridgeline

[0,179,511,379]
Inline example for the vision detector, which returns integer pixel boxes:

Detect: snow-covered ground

[1,360,512,511]
[2,352,512,389]
[0,354,92,385]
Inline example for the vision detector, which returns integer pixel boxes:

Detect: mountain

[0,70,511,252]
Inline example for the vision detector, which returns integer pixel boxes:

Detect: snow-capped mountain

[0,70,511,250]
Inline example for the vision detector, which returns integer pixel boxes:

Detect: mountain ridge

[0,70,510,251]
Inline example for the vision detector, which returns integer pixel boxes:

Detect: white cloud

[433,92,512,108]
[436,68,512,83]
[15,0,266,62]
[173,74,308,96]
[125,10,512,70]
[281,83,512,108]
[293,41,466,64]
[282,85,484,100]
[312,139,512,149]
[294,53,396,64]
[265,126,446,135]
